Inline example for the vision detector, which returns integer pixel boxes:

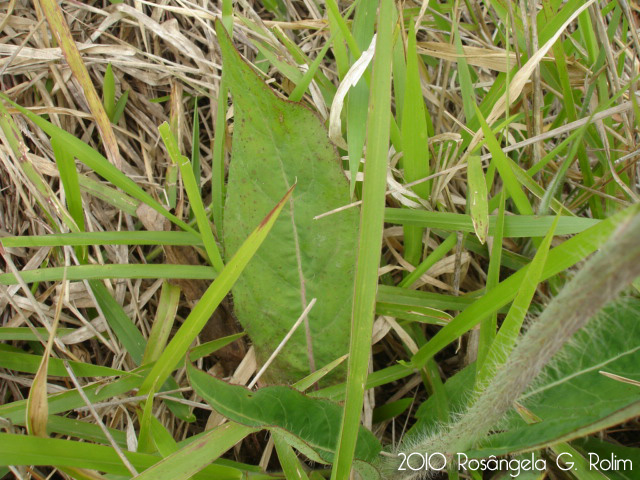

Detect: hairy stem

[387,212,640,478]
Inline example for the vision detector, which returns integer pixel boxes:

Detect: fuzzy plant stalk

[386,211,640,478]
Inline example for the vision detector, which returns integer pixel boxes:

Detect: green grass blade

[288,35,335,102]
[159,122,224,271]
[384,209,598,237]
[331,0,394,476]
[103,63,116,120]
[0,433,242,479]
[134,423,256,480]
[273,432,311,480]
[0,264,216,285]
[51,138,85,232]
[191,101,201,191]
[112,89,129,125]
[476,190,505,370]
[406,204,639,372]
[475,216,558,390]
[398,233,457,289]
[212,77,228,233]
[0,231,201,248]
[89,280,146,365]
[0,344,123,377]
[401,20,431,266]
[475,105,533,215]
[138,184,295,397]
[188,332,246,362]
[467,156,488,244]
[0,94,194,234]
[0,327,74,341]
[143,282,181,365]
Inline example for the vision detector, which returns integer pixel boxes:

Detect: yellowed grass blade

[38,0,122,169]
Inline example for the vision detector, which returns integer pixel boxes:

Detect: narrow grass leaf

[292,354,349,392]
[112,89,129,125]
[0,433,242,479]
[212,77,228,232]
[51,139,84,232]
[103,64,116,120]
[398,233,457,289]
[0,367,146,423]
[89,280,146,365]
[191,101,201,190]
[138,184,294,396]
[476,216,559,390]
[142,282,181,365]
[385,209,597,237]
[0,95,193,234]
[477,190,505,370]
[134,422,256,480]
[0,327,74,341]
[331,0,393,476]
[273,431,310,480]
[0,231,202,248]
[401,20,430,266]
[0,344,123,377]
[475,106,533,215]
[467,156,488,244]
[0,264,216,285]
[188,332,246,362]
[39,0,121,169]
[159,122,224,271]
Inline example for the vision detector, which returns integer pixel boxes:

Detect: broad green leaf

[467,298,640,458]
[216,21,359,384]
[187,363,381,464]
[573,437,640,480]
